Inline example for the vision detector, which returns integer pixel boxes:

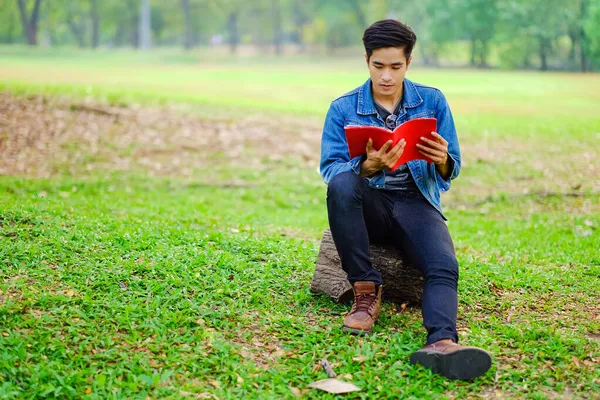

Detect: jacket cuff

[350,155,364,175]
[435,153,457,192]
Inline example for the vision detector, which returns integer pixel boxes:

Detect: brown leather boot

[410,339,492,380]
[342,281,382,336]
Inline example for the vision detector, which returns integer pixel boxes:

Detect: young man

[319,19,492,380]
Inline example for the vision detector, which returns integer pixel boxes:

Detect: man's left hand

[416,132,449,165]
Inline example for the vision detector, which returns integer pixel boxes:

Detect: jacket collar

[357,77,423,116]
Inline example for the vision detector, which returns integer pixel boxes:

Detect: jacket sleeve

[319,101,363,185]
[434,91,461,192]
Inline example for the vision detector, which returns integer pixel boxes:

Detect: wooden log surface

[310,229,424,306]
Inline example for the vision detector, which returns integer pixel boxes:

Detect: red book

[344,118,437,171]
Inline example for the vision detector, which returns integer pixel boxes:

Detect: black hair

[362,19,417,61]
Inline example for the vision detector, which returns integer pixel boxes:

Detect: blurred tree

[496,0,567,70]
[291,0,313,51]
[583,0,600,70]
[0,0,20,43]
[272,0,283,55]
[65,1,88,48]
[181,0,193,49]
[208,0,247,53]
[90,0,99,48]
[139,0,151,49]
[16,0,42,45]
[456,0,498,67]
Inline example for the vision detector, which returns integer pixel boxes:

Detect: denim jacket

[319,78,461,218]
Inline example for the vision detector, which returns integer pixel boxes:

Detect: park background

[0,0,599,398]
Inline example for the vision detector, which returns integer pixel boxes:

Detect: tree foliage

[1,0,598,71]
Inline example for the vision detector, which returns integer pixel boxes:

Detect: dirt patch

[1,92,597,205]
[0,93,322,178]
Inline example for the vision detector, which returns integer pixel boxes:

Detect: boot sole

[410,347,492,380]
[342,326,372,336]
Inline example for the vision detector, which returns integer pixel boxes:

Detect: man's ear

[407,55,413,69]
[364,53,369,64]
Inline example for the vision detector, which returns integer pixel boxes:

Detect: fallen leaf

[352,355,367,363]
[65,290,75,296]
[308,378,361,394]
[289,386,301,397]
[236,374,244,384]
[208,379,221,389]
[85,387,92,394]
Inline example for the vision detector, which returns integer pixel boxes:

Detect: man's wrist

[359,159,379,177]
[435,153,452,180]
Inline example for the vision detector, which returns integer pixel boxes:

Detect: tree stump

[310,229,424,306]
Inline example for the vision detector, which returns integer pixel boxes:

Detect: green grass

[1,47,600,399]
[2,45,600,119]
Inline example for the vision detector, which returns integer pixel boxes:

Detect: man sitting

[319,19,492,381]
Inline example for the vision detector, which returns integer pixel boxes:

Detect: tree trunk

[310,230,424,306]
[139,0,151,50]
[470,37,477,67]
[292,0,307,52]
[181,0,193,50]
[17,0,42,46]
[568,32,577,60]
[580,0,588,72]
[348,0,367,28]
[539,39,549,71]
[90,0,99,48]
[7,13,16,44]
[67,18,86,48]
[228,11,239,54]
[272,0,283,55]
[480,39,489,67]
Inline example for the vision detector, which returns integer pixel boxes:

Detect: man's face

[366,47,412,99]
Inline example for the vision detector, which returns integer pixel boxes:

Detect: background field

[1,47,599,399]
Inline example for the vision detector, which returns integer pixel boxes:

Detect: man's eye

[374,66,383,69]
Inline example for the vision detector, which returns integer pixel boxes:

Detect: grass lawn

[0,47,599,399]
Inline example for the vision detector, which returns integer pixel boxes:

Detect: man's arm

[416,91,461,192]
[320,101,406,184]
[319,102,364,184]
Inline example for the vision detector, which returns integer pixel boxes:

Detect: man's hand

[360,138,406,177]
[416,131,451,179]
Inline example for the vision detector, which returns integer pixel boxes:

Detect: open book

[344,118,437,171]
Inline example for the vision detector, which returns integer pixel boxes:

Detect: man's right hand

[359,138,406,177]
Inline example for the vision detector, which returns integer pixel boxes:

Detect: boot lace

[353,293,376,315]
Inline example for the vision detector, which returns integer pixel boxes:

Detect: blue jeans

[326,172,459,344]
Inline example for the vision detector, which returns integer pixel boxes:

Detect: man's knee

[424,256,459,287]
[327,172,362,204]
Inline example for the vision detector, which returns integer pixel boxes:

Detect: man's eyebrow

[372,60,404,66]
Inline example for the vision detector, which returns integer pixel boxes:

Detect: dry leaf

[289,386,301,397]
[236,374,244,384]
[85,387,92,394]
[352,355,367,363]
[208,379,221,389]
[66,290,75,296]
[308,378,361,394]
